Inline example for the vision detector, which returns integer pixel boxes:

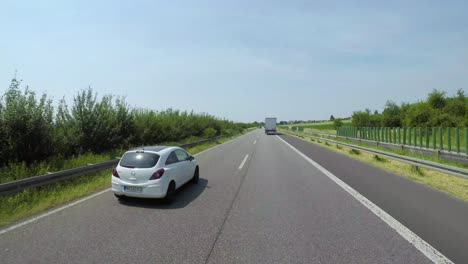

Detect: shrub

[0,77,250,171]
[203,128,217,139]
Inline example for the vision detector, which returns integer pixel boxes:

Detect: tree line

[351,89,467,128]
[0,78,249,166]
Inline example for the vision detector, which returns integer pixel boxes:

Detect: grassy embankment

[290,126,468,170]
[281,129,468,202]
[0,131,248,227]
[279,120,351,135]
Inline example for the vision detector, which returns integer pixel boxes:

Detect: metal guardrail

[0,136,226,197]
[283,130,468,180]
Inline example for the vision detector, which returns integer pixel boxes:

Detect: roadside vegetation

[0,133,244,227]
[282,129,468,202]
[351,89,467,128]
[0,77,252,183]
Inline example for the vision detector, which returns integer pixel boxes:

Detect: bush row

[351,89,468,128]
[0,78,249,166]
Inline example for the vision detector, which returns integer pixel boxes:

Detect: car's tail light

[112,168,120,178]
[150,168,165,180]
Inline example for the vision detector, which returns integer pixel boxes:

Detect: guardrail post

[456,127,460,153]
[439,127,443,150]
[448,127,451,152]
[426,128,430,149]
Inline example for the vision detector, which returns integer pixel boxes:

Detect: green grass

[299,129,468,170]
[0,152,121,184]
[0,131,248,228]
[281,129,468,202]
[334,135,468,170]
[279,120,351,135]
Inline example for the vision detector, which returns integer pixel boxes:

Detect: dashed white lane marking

[0,134,249,235]
[277,135,453,264]
[238,154,249,170]
[253,140,257,145]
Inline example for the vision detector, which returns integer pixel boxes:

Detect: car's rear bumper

[111,178,167,198]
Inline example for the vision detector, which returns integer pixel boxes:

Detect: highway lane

[0,131,259,264]
[279,133,468,264]
[0,129,441,263]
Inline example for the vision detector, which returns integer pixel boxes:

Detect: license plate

[123,186,143,193]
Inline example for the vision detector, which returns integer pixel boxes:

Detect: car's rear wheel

[164,181,176,204]
[114,193,127,201]
[192,167,199,184]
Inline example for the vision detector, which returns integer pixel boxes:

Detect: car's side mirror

[187,156,195,161]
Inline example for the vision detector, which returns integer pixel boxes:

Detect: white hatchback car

[111,146,199,202]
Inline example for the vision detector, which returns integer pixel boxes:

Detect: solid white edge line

[276,135,453,264]
[238,154,249,170]
[0,132,252,235]
[0,188,111,235]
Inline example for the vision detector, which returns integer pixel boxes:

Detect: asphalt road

[0,129,464,263]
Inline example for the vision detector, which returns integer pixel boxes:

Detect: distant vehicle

[265,117,277,135]
[112,146,199,203]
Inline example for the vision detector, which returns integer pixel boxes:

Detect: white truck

[264,118,277,135]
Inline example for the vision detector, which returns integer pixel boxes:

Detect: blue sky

[1,0,468,122]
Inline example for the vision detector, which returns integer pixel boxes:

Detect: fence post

[403,127,406,145]
[398,127,401,144]
[413,127,417,147]
[465,128,468,154]
[439,127,443,150]
[409,128,412,145]
[419,127,423,147]
[433,127,436,149]
[393,127,396,143]
[448,127,451,152]
[426,128,430,149]
[456,127,460,153]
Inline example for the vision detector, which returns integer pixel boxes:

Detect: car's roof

[130,146,174,153]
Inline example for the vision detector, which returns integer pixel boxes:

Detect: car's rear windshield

[120,152,160,168]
